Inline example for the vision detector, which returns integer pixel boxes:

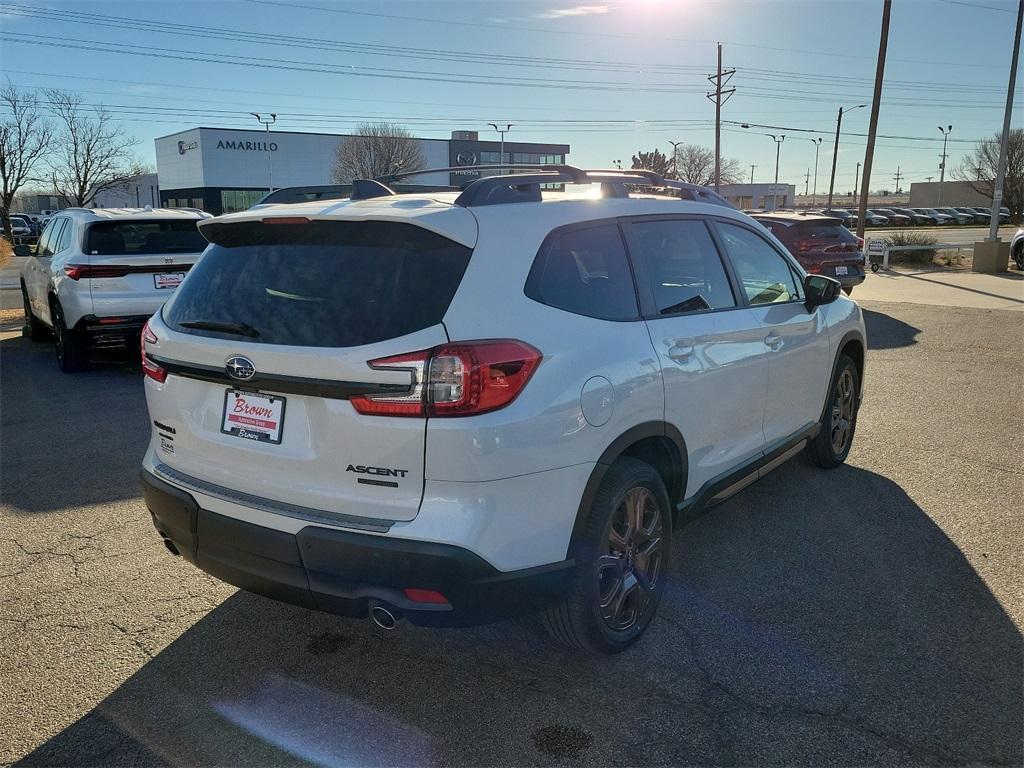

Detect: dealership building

[155,127,570,215]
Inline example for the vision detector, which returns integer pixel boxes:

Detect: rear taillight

[793,238,816,253]
[140,320,167,383]
[805,263,823,273]
[65,264,129,280]
[349,339,542,418]
[856,236,865,249]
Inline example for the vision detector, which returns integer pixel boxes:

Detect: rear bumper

[140,468,575,627]
[75,314,150,350]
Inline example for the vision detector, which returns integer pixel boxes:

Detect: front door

[714,221,831,445]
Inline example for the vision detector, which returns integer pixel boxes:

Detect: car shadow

[862,307,921,349]
[15,463,1021,766]
[0,335,147,515]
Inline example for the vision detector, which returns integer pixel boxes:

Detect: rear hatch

[83,218,207,318]
[146,214,475,523]
[783,219,863,277]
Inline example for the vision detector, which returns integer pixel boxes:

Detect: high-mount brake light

[349,340,542,418]
[140,320,167,383]
[261,216,312,225]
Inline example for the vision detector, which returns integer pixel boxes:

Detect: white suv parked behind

[140,166,866,654]
[19,207,210,372]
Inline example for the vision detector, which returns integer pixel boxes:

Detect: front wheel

[806,354,860,468]
[543,458,672,655]
[1013,244,1024,271]
[21,285,49,342]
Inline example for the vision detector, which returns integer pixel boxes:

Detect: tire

[50,298,89,373]
[805,354,860,468]
[543,458,672,655]
[1013,243,1024,271]
[21,284,49,342]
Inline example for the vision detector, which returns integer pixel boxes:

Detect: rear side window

[525,223,639,321]
[164,220,472,348]
[624,219,735,315]
[86,220,206,255]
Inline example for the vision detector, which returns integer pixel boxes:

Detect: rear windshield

[86,220,207,255]
[794,222,858,242]
[163,220,472,348]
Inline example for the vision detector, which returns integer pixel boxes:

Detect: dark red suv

[752,213,866,295]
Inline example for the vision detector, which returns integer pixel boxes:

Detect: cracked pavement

[1,300,1022,767]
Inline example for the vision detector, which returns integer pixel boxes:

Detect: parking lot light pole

[668,140,683,179]
[826,104,867,210]
[250,112,276,192]
[488,123,512,174]
[810,137,822,206]
[937,125,952,206]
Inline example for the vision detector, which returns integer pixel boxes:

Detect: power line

[938,0,1017,12]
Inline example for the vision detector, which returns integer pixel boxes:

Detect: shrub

[884,230,938,265]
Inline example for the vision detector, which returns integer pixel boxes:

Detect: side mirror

[804,274,842,309]
[13,244,32,257]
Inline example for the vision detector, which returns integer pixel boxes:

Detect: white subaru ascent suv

[139,166,865,654]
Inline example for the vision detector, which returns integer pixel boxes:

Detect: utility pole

[488,123,512,174]
[854,161,861,197]
[937,124,952,205]
[749,164,756,184]
[856,0,891,242]
[893,166,902,193]
[706,43,735,192]
[986,0,1022,243]
[804,168,810,197]
[810,137,822,207]
[250,112,277,192]
[826,103,867,210]
[768,134,785,211]
[926,176,934,183]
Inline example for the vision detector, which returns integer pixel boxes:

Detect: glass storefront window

[221,190,265,214]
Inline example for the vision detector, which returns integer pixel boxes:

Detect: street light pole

[668,140,683,179]
[749,164,756,184]
[937,124,952,206]
[810,137,822,206]
[250,112,277,192]
[826,104,867,210]
[488,123,512,174]
[854,161,861,197]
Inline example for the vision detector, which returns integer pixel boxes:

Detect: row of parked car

[1,212,52,243]
[815,206,1010,228]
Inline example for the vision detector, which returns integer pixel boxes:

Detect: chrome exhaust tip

[369,603,400,630]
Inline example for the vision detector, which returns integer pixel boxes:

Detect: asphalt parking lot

[1,298,1022,767]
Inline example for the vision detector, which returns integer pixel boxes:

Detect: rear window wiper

[178,320,260,338]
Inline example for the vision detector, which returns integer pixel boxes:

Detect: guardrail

[865,239,972,271]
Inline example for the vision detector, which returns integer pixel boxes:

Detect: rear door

[146,217,474,523]
[84,219,207,318]
[623,216,769,496]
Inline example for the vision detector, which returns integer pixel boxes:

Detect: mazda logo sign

[455,151,477,167]
[225,356,256,381]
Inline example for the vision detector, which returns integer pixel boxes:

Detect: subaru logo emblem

[225,356,256,381]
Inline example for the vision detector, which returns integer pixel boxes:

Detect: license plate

[154,272,186,289]
[221,389,286,444]
[834,266,849,276]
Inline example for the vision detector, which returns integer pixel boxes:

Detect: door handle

[668,344,694,362]
[764,333,784,351]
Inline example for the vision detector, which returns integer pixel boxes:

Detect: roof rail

[253,164,736,210]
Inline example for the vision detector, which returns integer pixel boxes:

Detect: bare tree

[671,144,744,186]
[0,82,52,242]
[954,128,1024,220]
[331,123,425,183]
[45,90,146,208]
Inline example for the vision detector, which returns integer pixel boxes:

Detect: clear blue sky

[1,0,1021,194]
